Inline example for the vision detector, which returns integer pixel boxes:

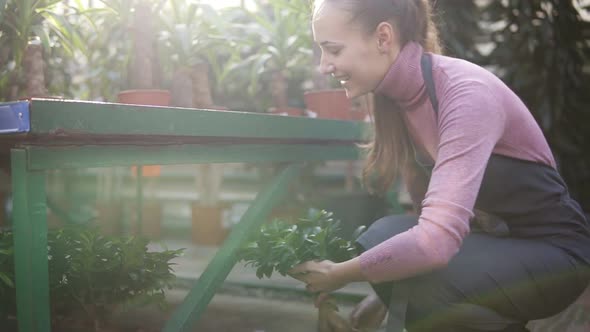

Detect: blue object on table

[0,101,30,134]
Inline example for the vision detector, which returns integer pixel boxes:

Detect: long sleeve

[359,81,506,283]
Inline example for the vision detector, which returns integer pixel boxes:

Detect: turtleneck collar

[374,41,426,109]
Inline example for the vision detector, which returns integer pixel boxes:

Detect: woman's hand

[289,257,365,294]
[349,292,387,330]
[289,260,345,293]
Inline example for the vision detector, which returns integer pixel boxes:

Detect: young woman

[289,0,590,331]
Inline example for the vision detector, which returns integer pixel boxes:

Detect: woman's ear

[375,22,398,53]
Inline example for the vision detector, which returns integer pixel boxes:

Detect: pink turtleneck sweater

[358,42,556,283]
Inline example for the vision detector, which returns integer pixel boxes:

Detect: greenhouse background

[0,0,589,331]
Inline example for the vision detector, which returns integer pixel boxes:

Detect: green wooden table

[0,98,369,331]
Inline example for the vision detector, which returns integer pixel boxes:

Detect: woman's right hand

[349,293,387,331]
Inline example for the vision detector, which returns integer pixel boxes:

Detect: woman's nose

[318,57,335,75]
[319,62,336,75]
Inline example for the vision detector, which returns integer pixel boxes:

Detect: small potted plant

[48,226,183,330]
[225,0,312,115]
[116,2,170,107]
[0,0,88,101]
[0,226,183,330]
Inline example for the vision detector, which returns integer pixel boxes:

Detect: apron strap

[421,53,439,116]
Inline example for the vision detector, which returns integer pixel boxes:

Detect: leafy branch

[239,209,365,279]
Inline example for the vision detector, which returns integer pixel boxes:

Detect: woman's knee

[356,214,418,251]
[405,285,523,332]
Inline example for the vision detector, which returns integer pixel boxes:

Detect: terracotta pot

[200,105,228,111]
[129,201,162,239]
[350,95,373,122]
[95,202,123,236]
[349,106,370,122]
[19,96,65,101]
[191,204,229,246]
[46,197,70,229]
[130,165,161,178]
[117,90,169,177]
[304,89,351,120]
[116,89,171,107]
[268,107,304,117]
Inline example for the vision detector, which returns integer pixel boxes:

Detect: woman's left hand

[288,260,350,294]
[290,258,365,308]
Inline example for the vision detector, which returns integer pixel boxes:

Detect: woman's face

[312,1,398,99]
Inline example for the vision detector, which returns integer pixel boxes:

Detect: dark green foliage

[0,231,15,316]
[434,0,484,62]
[0,226,183,326]
[238,209,365,279]
[48,225,183,323]
[481,0,590,210]
[430,1,590,211]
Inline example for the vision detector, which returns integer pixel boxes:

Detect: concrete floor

[138,239,590,332]
[116,239,385,332]
[113,288,384,332]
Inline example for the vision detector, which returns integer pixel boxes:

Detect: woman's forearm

[332,257,366,285]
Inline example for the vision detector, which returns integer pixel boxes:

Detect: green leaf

[0,273,14,288]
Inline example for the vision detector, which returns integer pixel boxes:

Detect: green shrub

[239,209,365,279]
[0,226,183,329]
[0,231,15,317]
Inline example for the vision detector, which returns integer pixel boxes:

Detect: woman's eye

[328,48,341,56]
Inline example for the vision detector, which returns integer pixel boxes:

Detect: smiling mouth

[334,76,350,85]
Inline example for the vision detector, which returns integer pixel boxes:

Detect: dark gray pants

[356,215,590,332]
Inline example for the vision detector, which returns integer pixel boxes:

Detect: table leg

[163,163,303,332]
[136,166,143,234]
[11,149,50,332]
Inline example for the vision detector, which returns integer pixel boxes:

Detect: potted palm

[109,1,168,238]
[157,0,233,109]
[116,1,170,106]
[225,0,313,115]
[157,1,235,245]
[0,0,87,101]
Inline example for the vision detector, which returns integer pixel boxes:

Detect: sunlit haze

[199,0,256,10]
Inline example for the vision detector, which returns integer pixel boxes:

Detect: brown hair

[315,0,441,194]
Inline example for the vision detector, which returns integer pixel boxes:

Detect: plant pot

[350,95,373,122]
[349,104,370,122]
[46,197,70,229]
[304,89,352,120]
[19,96,65,101]
[129,201,162,239]
[268,107,304,117]
[117,91,169,179]
[191,203,229,246]
[130,165,161,177]
[95,202,124,236]
[116,89,171,107]
[201,105,228,111]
